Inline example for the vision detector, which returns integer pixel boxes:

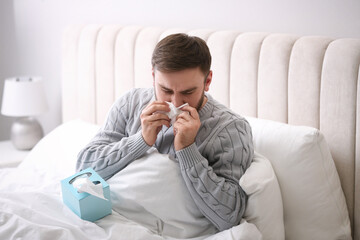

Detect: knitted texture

[76,88,254,231]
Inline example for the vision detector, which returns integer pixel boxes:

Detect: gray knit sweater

[76,88,254,231]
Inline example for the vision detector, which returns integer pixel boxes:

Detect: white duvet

[0,167,261,240]
[0,120,262,240]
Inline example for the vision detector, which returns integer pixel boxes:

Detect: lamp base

[11,117,44,150]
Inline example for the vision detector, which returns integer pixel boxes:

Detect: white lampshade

[1,77,48,117]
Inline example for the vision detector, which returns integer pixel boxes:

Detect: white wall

[0,0,359,140]
[0,0,19,140]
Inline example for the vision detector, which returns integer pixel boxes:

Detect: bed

[1,24,359,240]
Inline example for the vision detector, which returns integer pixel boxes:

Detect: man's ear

[204,70,212,92]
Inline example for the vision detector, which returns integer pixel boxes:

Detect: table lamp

[1,77,48,150]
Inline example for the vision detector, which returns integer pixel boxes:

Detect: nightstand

[0,140,30,168]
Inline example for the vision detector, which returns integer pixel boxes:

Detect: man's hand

[173,105,201,151]
[140,101,170,146]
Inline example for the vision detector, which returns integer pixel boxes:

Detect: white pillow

[107,147,218,239]
[19,120,100,178]
[246,117,351,240]
[240,151,284,240]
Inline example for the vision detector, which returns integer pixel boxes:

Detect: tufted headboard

[62,25,360,239]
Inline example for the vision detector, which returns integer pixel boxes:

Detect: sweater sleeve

[176,119,254,231]
[76,90,151,180]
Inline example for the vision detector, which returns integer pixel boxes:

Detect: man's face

[152,68,212,110]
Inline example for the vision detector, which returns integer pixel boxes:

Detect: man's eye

[182,91,193,95]
[163,89,173,94]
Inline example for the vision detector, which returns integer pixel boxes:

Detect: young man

[76,33,254,231]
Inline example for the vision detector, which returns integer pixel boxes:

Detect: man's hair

[151,33,211,75]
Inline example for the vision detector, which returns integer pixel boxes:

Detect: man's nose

[171,94,184,108]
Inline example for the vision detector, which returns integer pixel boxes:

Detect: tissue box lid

[61,168,109,200]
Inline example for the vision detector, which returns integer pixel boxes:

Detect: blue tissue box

[61,168,112,222]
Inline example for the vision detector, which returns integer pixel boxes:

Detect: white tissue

[164,102,189,125]
[72,177,108,201]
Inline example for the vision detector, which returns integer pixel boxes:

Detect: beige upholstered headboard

[62,25,360,239]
